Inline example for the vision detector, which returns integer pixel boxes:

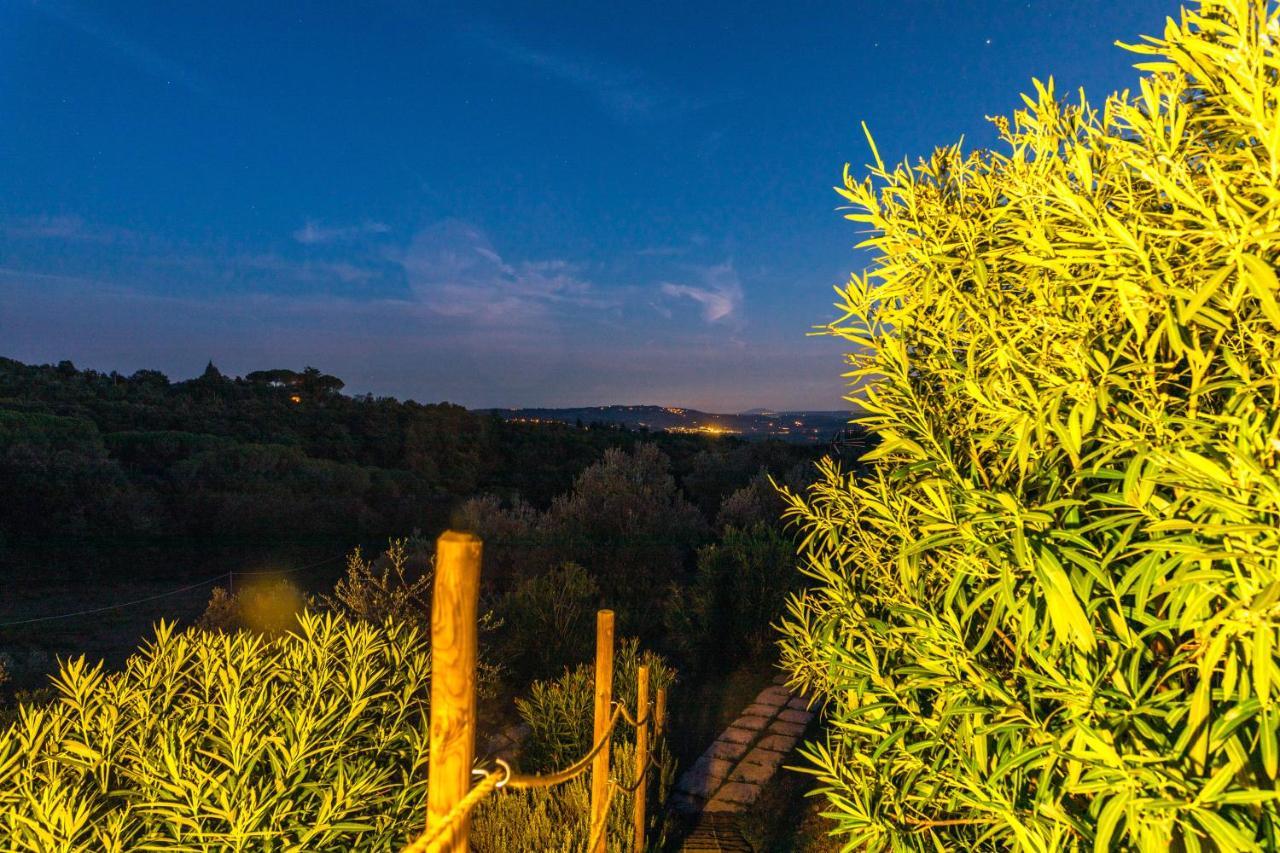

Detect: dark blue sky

[1,0,1179,410]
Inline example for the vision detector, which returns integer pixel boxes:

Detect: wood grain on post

[425,531,483,853]
[589,609,615,853]
[632,664,650,852]
[655,686,667,744]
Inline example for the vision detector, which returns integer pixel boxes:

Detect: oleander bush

[781,1,1280,849]
[470,739,674,853]
[0,613,430,850]
[517,637,676,773]
[666,524,801,666]
[473,639,677,852]
[497,562,601,683]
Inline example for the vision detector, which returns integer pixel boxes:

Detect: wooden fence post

[655,686,667,744]
[590,609,615,853]
[425,531,483,852]
[632,664,650,852]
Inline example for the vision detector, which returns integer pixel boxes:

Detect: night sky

[1,1,1179,411]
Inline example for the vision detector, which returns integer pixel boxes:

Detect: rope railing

[407,532,669,853]
[505,706,623,790]
[402,702,651,851]
[403,766,506,853]
[616,766,650,796]
[614,699,651,730]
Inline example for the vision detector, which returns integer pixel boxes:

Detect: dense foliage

[470,739,668,853]
[0,555,680,851]
[0,515,698,848]
[516,637,676,773]
[496,562,601,680]
[781,1,1280,849]
[460,445,712,656]
[0,614,431,850]
[0,394,813,849]
[667,524,802,666]
[472,639,677,852]
[0,356,817,542]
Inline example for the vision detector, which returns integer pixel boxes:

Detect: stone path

[676,813,755,852]
[671,675,816,851]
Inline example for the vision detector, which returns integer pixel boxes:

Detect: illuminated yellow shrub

[0,614,430,850]
[781,1,1280,849]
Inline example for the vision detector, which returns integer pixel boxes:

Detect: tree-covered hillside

[0,357,822,541]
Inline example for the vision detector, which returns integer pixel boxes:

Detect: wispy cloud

[293,220,392,245]
[138,250,397,298]
[635,245,686,258]
[2,217,790,404]
[2,211,397,294]
[3,215,134,244]
[28,1,211,95]
[0,266,96,284]
[1,265,845,410]
[237,254,384,285]
[398,220,611,323]
[661,262,743,324]
[0,265,576,402]
[474,29,701,124]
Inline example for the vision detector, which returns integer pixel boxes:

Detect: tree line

[0,356,821,543]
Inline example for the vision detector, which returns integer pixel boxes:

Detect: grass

[0,536,350,694]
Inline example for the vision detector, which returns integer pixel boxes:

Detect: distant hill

[476,405,858,444]
[0,357,840,539]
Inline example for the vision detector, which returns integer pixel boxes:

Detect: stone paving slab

[737,746,787,769]
[768,719,807,738]
[674,675,825,852]
[678,777,722,798]
[756,733,798,752]
[754,685,791,705]
[729,760,775,784]
[677,755,735,796]
[693,755,736,777]
[705,740,750,761]
[709,781,763,806]
[777,708,814,725]
[732,714,772,732]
